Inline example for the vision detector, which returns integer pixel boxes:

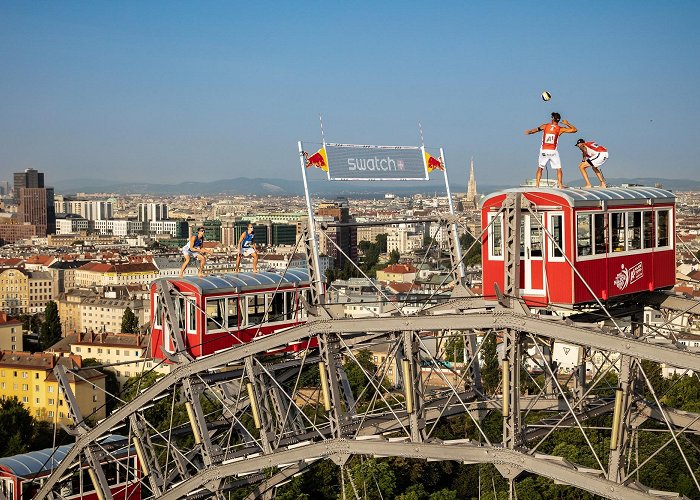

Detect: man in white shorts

[525,112,577,188]
[576,138,608,188]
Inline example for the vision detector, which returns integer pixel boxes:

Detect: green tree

[444,335,464,363]
[481,332,500,393]
[342,458,396,500]
[0,398,34,457]
[375,233,388,253]
[121,307,139,333]
[83,358,120,413]
[388,249,401,265]
[39,301,62,349]
[342,350,378,401]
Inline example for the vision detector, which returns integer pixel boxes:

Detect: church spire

[466,157,477,208]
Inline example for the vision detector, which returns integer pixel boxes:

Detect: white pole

[440,147,466,281]
[298,141,324,301]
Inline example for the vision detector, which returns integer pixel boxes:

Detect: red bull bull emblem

[304,148,328,172]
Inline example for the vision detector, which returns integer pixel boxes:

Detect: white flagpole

[298,141,324,300]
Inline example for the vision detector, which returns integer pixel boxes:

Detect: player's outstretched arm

[560,120,577,134]
[525,124,545,135]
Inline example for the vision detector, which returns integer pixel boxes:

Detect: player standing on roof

[525,112,577,188]
[235,223,259,273]
[179,227,212,278]
[575,138,608,188]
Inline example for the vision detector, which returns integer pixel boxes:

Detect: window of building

[548,214,564,259]
[48,398,55,405]
[22,397,28,403]
[488,213,503,258]
[269,292,289,322]
[35,398,40,404]
[35,385,39,391]
[657,209,670,248]
[76,346,81,352]
[116,349,120,355]
[576,213,592,257]
[245,294,267,326]
[22,384,28,391]
[22,371,27,379]
[34,373,39,379]
[48,411,54,418]
[48,386,54,393]
[187,298,197,333]
[610,212,626,252]
[206,297,226,332]
[97,348,102,354]
[0,383,4,389]
[627,211,642,250]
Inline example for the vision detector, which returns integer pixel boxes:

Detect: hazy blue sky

[1,1,699,188]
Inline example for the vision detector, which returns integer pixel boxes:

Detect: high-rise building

[13,168,44,202]
[316,197,357,268]
[138,203,168,222]
[19,187,55,236]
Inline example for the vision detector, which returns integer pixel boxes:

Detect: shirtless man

[575,138,608,188]
[525,112,577,188]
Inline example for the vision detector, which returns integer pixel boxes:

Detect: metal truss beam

[158,438,677,500]
[37,307,700,499]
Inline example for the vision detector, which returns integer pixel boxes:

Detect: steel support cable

[335,335,412,438]
[273,346,311,448]
[193,373,265,453]
[412,333,493,446]
[425,330,493,439]
[252,358,330,441]
[416,207,506,315]
[525,206,626,335]
[528,333,607,475]
[162,383,178,488]
[250,234,304,339]
[624,412,700,482]
[319,227,406,317]
[349,338,405,431]
[402,215,445,304]
[635,360,700,494]
[527,353,623,456]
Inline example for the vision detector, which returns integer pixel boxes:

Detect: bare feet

[583,185,593,189]
[601,183,607,188]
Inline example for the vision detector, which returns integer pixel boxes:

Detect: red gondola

[480,187,676,307]
[150,270,314,360]
[0,435,139,500]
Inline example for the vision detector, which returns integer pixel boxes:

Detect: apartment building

[48,332,168,387]
[75,261,158,287]
[0,351,106,425]
[0,313,23,352]
[0,268,55,315]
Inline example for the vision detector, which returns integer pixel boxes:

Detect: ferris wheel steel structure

[34,176,700,499]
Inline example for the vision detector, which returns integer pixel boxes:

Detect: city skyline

[1,2,700,188]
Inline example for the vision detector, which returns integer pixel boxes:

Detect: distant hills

[51,176,700,197]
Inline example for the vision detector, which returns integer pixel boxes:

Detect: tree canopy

[39,301,62,350]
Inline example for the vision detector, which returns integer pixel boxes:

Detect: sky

[1,1,699,188]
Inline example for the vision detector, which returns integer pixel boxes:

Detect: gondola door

[520,213,545,296]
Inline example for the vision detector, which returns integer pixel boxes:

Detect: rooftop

[482,186,675,208]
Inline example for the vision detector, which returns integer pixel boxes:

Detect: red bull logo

[305,148,328,172]
[424,151,444,172]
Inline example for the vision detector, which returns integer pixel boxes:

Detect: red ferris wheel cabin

[150,270,313,360]
[480,187,676,307]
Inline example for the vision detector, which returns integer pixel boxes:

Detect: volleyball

[541,91,552,101]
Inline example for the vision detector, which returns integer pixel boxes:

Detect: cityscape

[2,2,700,499]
